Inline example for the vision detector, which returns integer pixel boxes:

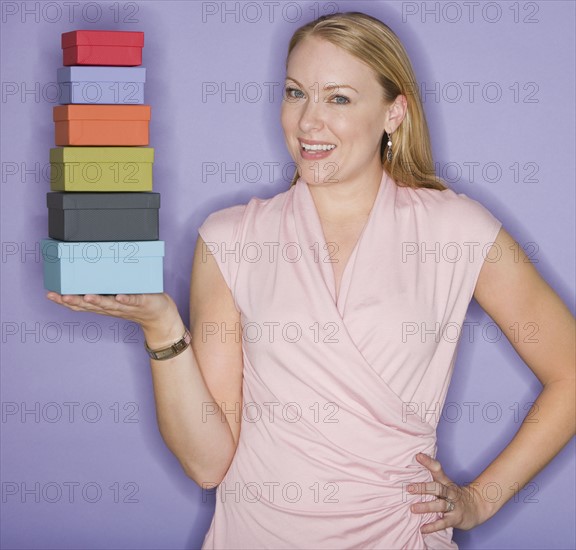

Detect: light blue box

[57,67,146,104]
[42,239,164,294]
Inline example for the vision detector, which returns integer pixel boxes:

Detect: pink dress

[197,171,502,549]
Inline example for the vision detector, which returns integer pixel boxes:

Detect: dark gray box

[47,192,160,242]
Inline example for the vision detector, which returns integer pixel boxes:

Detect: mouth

[299,139,337,152]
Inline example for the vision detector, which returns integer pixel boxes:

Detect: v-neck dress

[197,171,502,549]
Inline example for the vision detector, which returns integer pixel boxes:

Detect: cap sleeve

[452,192,503,301]
[197,204,247,298]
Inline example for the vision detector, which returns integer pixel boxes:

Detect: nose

[298,97,324,133]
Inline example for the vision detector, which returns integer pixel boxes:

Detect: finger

[54,294,94,309]
[50,293,122,315]
[47,292,83,306]
[413,483,463,507]
[411,497,456,515]
[61,294,91,306]
[84,294,147,310]
[114,294,144,307]
[46,293,92,313]
[82,294,121,308]
[61,294,110,311]
[420,515,454,535]
[408,482,450,499]
[416,453,452,486]
[46,292,65,305]
[47,292,147,320]
[416,452,443,474]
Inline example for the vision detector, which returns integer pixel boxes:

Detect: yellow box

[50,147,154,191]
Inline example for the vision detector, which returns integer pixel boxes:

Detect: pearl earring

[386,131,393,162]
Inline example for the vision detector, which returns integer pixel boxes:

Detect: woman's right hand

[45,292,181,340]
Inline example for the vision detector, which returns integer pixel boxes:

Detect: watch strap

[145,329,191,361]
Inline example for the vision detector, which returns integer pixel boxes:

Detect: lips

[299,139,337,153]
[301,143,336,152]
[298,139,337,161]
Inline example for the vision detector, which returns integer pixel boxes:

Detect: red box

[62,30,144,66]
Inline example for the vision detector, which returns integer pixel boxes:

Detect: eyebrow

[285,77,359,94]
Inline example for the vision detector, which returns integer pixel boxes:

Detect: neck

[307,167,384,224]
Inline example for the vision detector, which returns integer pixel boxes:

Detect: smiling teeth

[301,143,336,151]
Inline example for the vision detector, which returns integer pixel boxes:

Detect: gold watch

[145,329,191,361]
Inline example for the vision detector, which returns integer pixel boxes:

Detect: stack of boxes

[42,30,164,294]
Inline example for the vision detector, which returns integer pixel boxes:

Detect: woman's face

[281,36,390,188]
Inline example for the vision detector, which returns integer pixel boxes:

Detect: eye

[330,94,350,105]
[284,86,305,100]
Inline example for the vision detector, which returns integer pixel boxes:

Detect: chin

[295,160,341,186]
[298,171,334,187]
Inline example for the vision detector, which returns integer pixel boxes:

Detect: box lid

[47,192,160,210]
[57,66,146,82]
[42,238,164,259]
[62,30,144,49]
[53,104,150,121]
[50,147,154,163]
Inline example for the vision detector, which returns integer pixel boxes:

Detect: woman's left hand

[408,452,488,533]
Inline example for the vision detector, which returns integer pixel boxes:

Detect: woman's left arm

[409,226,575,533]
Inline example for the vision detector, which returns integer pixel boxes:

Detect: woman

[46,12,575,549]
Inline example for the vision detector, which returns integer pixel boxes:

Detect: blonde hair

[286,12,446,191]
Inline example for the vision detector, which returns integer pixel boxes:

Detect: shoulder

[198,187,293,242]
[396,183,488,217]
[395,184,502,239]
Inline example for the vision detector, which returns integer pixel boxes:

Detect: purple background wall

[1,1,574,548]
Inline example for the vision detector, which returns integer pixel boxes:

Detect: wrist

[145,327,191,361]
[141,312,187,349]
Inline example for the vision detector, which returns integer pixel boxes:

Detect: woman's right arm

[46,235,243,487]
[145,235,243,486]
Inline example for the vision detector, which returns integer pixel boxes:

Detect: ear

[385,94,408,133]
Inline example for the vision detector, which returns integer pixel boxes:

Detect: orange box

[53,105,150,146]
